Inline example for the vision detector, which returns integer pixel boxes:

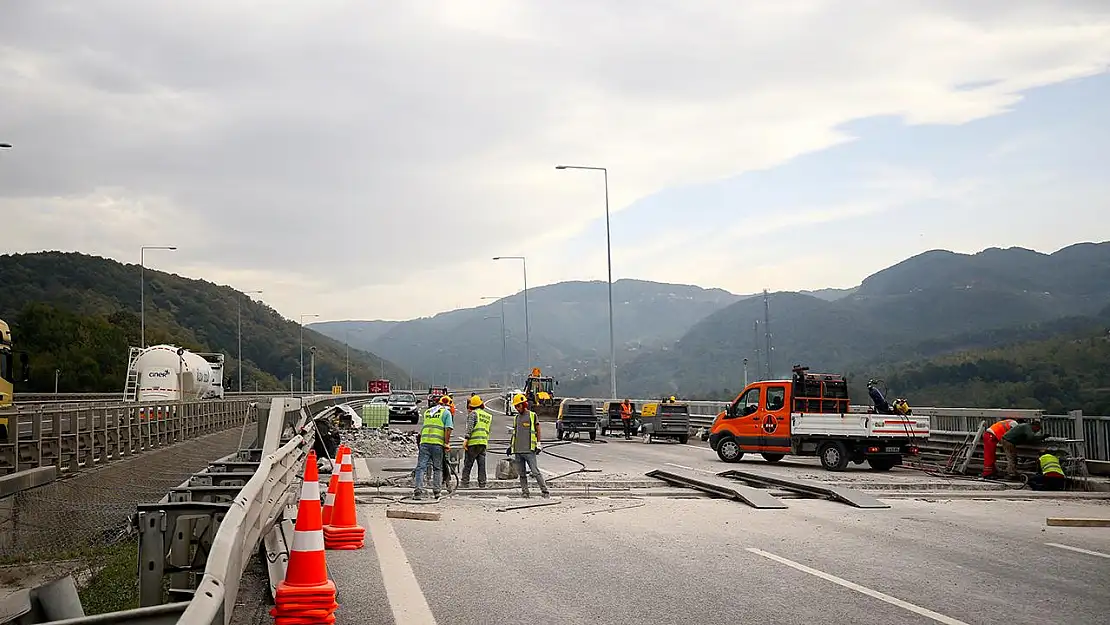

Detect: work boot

[433,490,442,499]
[541,491,550,499]
[521,490,531,499]
[412,490,424,501]
[459,481,470,489]
[478,482,487,489]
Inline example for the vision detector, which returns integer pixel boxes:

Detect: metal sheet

[645,468,787,509]
[717,469,889,509]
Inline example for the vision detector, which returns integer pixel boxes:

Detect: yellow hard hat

[439,394,453,405]
[512,393,528,407]
[467,395,483,409]
[670,395,676,402]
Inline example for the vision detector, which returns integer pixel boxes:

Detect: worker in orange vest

[981,419,1017,478]
[620,399,633,440]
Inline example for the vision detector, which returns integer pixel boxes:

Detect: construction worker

[461,395,492,488]
[620,399,633,439]
[999,419,1049,478]
[507,393,550,498]
[981,418,1017,478]
[413,394,453,499]
[1029,450,1067,491]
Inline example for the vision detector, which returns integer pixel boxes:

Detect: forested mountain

[310,279,742,386]
[0,252,409,394]
[617,243,1110,399]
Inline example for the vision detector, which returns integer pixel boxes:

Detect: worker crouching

[461,394,492,488]
[507,393,550,499]
[1029,451,1068,491]
[414,395,454,500]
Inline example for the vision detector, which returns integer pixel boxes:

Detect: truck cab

[709,366,928,471]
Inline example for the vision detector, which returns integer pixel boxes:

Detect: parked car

[388,391,421,423]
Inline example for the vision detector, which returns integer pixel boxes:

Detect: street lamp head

[492,256,502,260]
[0,143,12,149]
[555,165,568,170]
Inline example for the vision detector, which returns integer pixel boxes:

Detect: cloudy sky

[4,0,1110,321]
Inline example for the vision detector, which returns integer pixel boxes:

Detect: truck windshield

[0,351,10,381]
[389,393,415,402]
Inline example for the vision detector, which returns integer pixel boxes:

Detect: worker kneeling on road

[1029,451,1068,491]
[414,394,454,500]
[507,393,550,499]
[461,395,492,488]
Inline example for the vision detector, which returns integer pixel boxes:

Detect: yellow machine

[523,367,558,419]
[0,319,30,437]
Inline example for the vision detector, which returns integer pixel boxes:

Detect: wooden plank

[645,468,787,509]
[386,508,441,521]
[717,469,890,509]
[1046,517,1110,527]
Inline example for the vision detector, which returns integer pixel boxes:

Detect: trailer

[123,345,226,403]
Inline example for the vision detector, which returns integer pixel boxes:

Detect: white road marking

[367,511,439,625]
[1045,542,1110,559]
[746,548,969,625]
[664,462,715,474]
[571,442,592,447]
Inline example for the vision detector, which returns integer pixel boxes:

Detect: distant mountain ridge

[617,242,1110,398]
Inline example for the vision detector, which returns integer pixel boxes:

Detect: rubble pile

[344,426,420,458]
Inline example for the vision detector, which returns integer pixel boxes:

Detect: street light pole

[140,245,177,348]
[556,164,616,399]
[493,256,529,370]
[237,290,263,393]
[482,296,508,389]
[309,346,317,394]
[344,330,350,392]
[299,314,319,393]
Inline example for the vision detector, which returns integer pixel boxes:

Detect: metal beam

[717,469,889,509]
[645,468,787,509]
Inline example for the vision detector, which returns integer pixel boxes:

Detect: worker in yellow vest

[1029,451,1067,491]
[461,395,493,488]
[507,392,550,498]
[413,394,453,500]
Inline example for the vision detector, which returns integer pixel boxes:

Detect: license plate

[884,446,901,453]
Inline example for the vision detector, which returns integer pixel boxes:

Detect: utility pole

[54,369,60,395]
[763,289,772,380]
[752,320,762,382]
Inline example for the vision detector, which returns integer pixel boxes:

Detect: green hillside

[0,252,411,394]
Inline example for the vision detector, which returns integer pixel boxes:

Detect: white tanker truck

[123,344,226,402]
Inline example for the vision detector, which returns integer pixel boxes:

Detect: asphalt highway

[323,407,1110,625]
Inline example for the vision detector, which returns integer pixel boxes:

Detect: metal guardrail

[0,400,256,476]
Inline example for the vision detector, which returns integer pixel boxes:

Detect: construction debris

[1046,517,1110,527]
[582,501,646,515]
[387,509,441,522]
[344,426,420,459]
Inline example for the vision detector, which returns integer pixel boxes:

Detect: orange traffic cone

[323,449,365,550]
[321,445,347,526]
[270,450,338,624]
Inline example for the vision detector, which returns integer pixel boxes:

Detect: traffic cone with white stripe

[270,450,338,624]
[323,449,365,550]
[321,445,347,526]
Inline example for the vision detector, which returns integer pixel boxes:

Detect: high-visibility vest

[510,410,538,452]
[1039,453,1064,477]
[620,403,631,420]
[420,407,447,447]
[469,408,492,446]
[988,419,1016,439]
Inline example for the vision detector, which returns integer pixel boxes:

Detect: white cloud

[2,1,1109,320]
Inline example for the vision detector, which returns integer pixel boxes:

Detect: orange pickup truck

[708,366,929,471]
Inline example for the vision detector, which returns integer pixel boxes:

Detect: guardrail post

[1069,410,1086,458]
[138,509,168,607]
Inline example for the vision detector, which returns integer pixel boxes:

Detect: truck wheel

[589,430,597,441]
[716,437,744,463]
[761,453,784,463]
[868,457,896,471]
[818,441,849,471]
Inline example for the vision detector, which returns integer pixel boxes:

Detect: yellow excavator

[1,318,30,438]
[523,367,558,419]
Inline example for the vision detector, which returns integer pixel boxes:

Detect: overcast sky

[4,1,1110,321]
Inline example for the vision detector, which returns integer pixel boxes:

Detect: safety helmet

[468,395,483,409]
[439,394,453,405]
[670,395,676,402]
[512,393,528,407]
